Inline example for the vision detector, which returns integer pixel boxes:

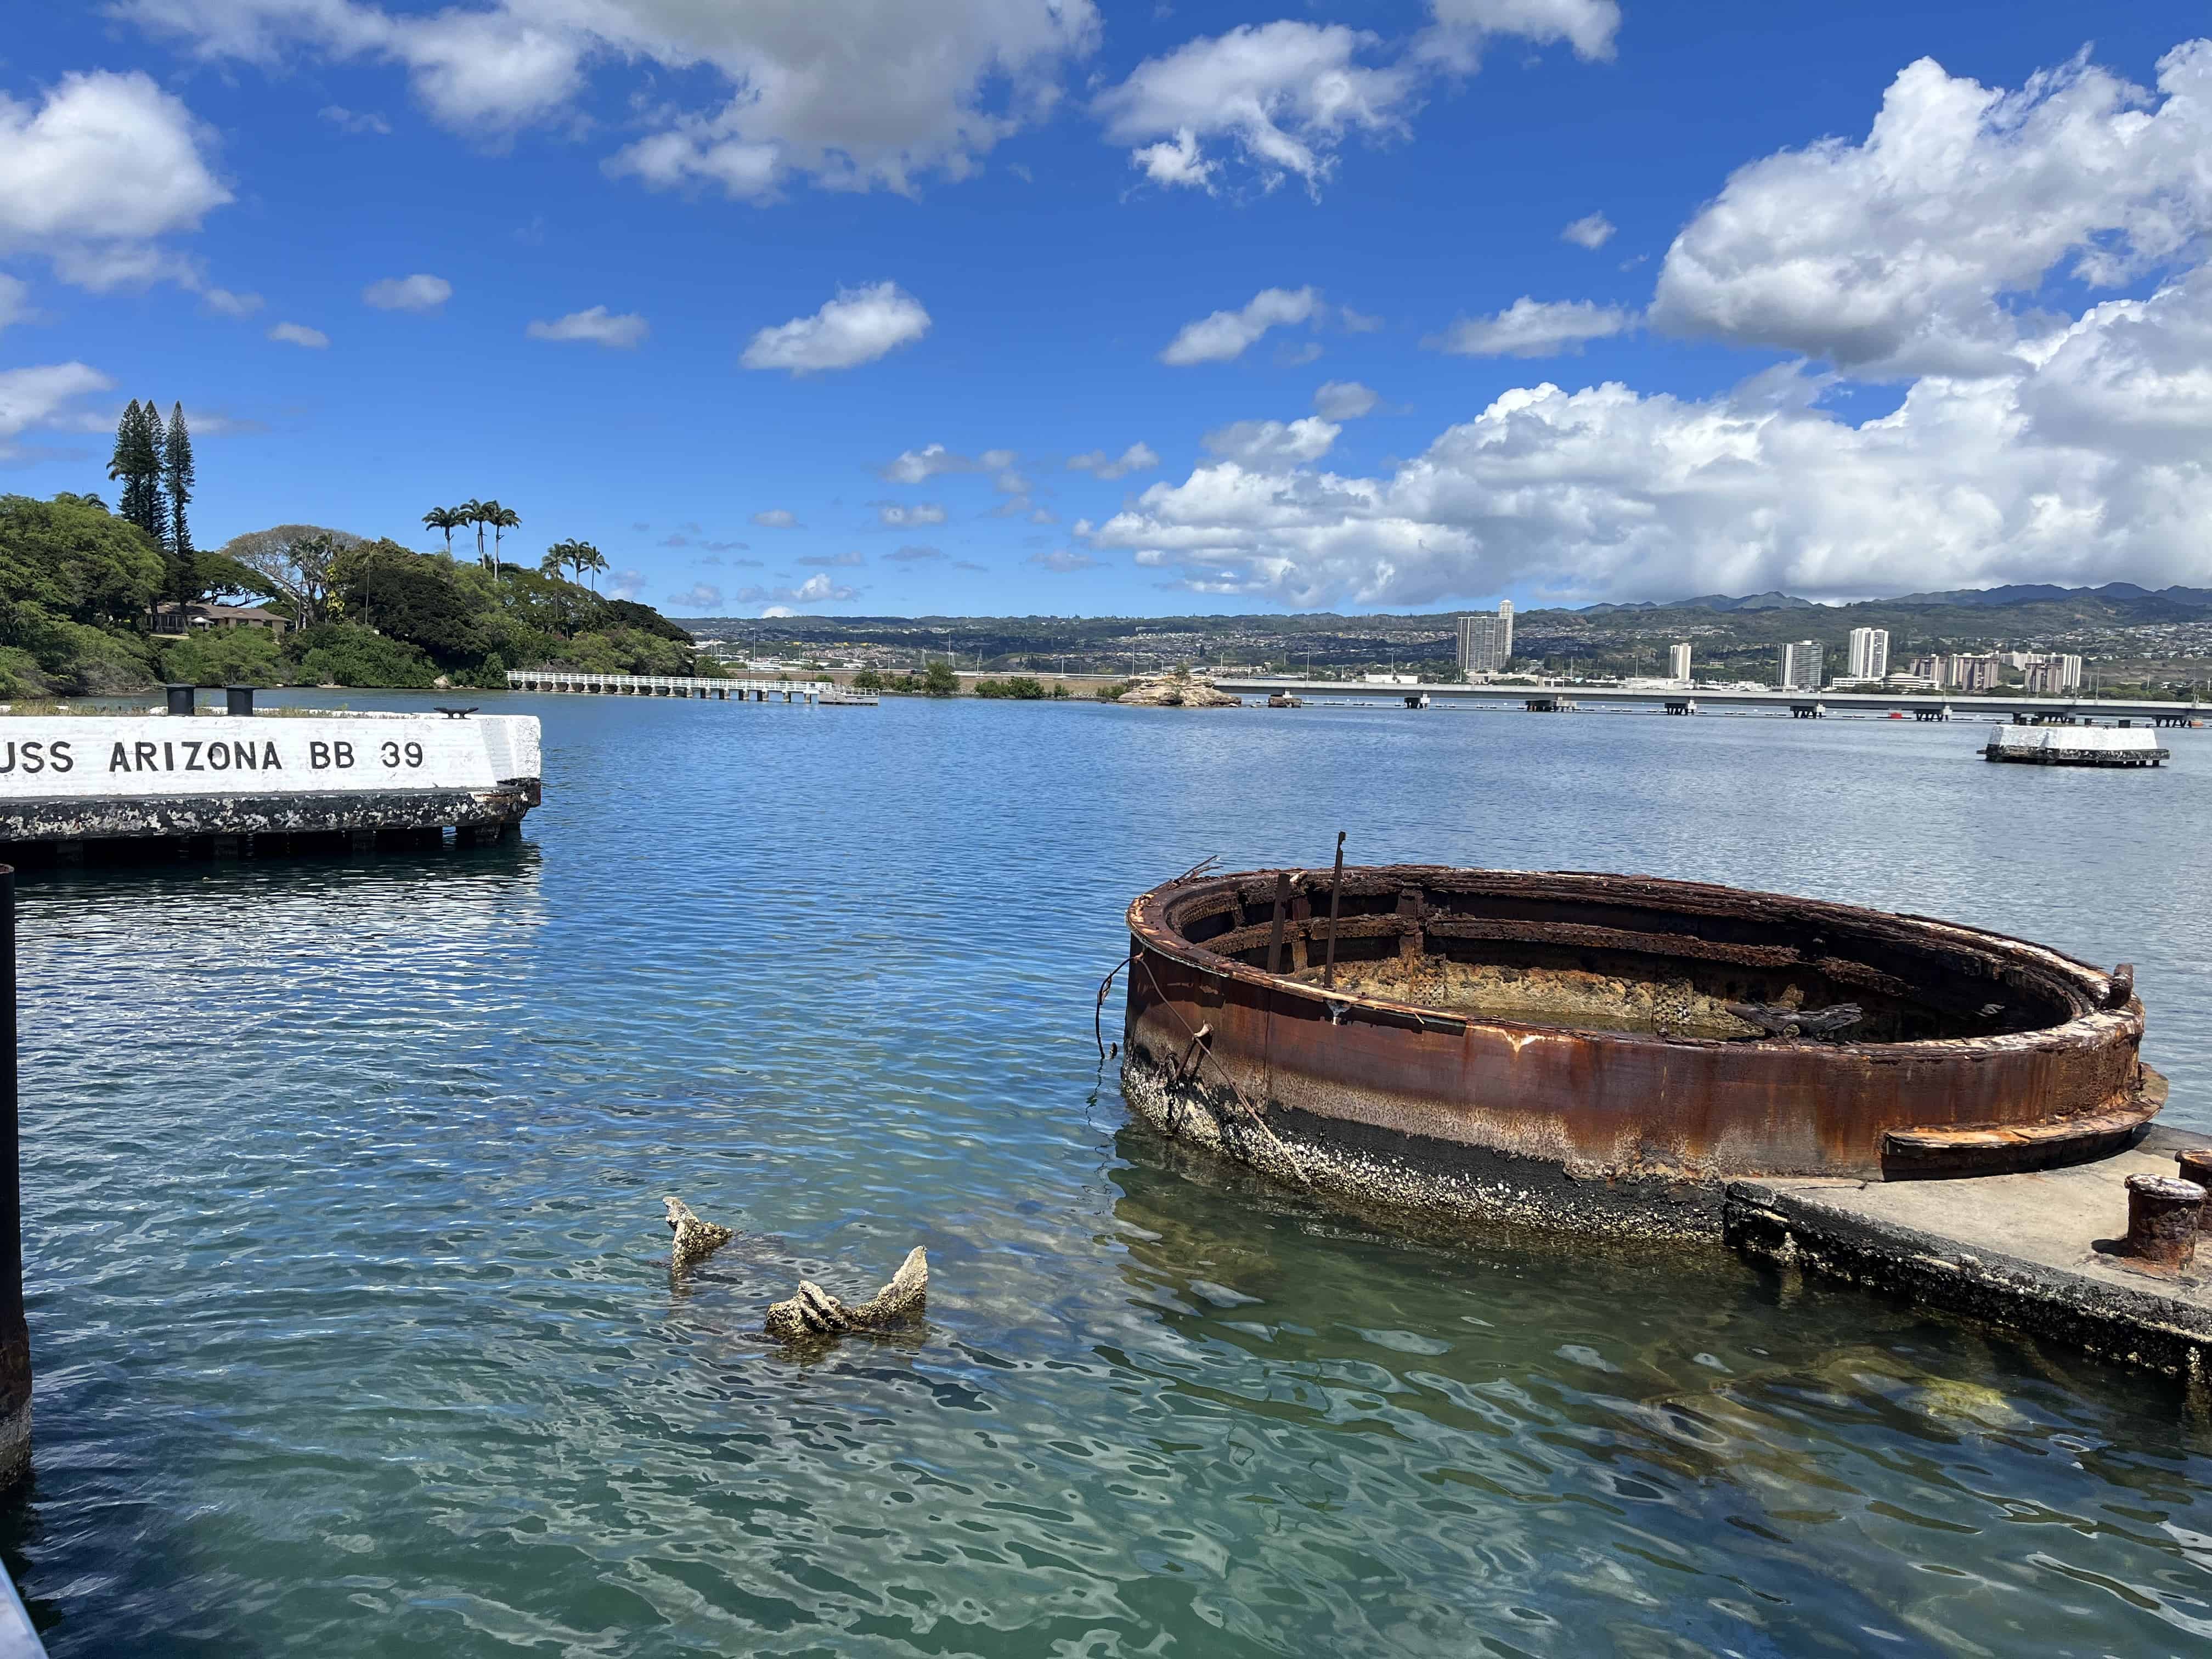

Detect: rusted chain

[1094,950,1136,1060]
[1130,951,1313,1187]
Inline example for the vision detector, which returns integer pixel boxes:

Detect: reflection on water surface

[4,691,2210,1656]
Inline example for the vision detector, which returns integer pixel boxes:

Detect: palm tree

[540,540,576,577]
[459,498,487,567]
[421,505,467,555]
[572,541,608,588]
[482,501,520,575]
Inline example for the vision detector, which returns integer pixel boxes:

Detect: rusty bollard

[2177,1151,2212,1228]
[2124,1173,2204,1271]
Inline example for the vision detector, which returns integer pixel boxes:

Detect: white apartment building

[2024,654,2084,695]
[1668,642,1692,681]
[1779,640,1824,690]
[1948,653,2000,691]
[1846,627,1890,680]
[1455,602,1515,678]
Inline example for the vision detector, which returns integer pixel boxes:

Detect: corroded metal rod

[2124,1173,2202,1270]
[2177,1151,2212,1231]
[1321,832,1346,990]
[1265,873,1289,977]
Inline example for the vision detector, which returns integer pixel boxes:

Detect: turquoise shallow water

[7,692,2212,1656]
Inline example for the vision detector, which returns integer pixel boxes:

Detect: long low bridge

[1212,678,2206,726]
[506,670,834,702]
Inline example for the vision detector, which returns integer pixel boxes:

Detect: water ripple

[2,692,2209,1655]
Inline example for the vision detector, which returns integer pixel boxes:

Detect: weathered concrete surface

[0,713,540,848]
[0,785,536,842]
[1726,1125,2212,1380]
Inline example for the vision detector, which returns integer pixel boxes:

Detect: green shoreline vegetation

[1,430,711,694]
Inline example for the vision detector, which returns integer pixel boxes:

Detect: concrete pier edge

[1126,1054,2212,1383]
[1724,1124,2212,1383]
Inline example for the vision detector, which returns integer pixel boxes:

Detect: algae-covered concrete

[1725,1126,2212,1381]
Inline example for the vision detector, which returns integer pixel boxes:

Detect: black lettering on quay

[308,740,354,770]
[0,740,71,776]
[109,740,281,774]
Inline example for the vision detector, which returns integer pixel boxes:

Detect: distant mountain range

[1579,591,1816,614]
[1575,583,2212,618]
[1882,582,2212,609]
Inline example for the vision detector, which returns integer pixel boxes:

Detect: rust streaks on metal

[1122,865,2156,1187]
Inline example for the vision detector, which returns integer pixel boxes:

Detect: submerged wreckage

[1120,863,2159,1228]
[1118,862,2212,1376]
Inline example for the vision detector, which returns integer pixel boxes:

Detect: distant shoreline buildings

[1455,602,1514,679]
[1899,650,2081,693]
[1847,627,1889,681]
[1780,640,1824,691]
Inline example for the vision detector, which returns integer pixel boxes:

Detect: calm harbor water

[7,691,2212,1656]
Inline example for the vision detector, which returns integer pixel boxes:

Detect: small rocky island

[1115,669,1241,708]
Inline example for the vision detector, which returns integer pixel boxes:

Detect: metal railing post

[0,867,28,1491]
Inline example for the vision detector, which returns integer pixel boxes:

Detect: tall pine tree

[106,400,166,544]
[106,399,142,519]
[163,401,195,574]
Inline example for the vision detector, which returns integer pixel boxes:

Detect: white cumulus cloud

[743,283,929,374]
[1099,4,1616,193]
[1130,128,1214,191]
[319,104,391,135]
[129,0,1099,199]
[667,583,724,611]
[880,442,980,483]
[0,278,29,335]
[736,572,856,605]
[1560,211,1615,250]
[1067,442,1160,479]
[751,508,799,528]
[364,273,452,312]
[1097,23,1413,194]
[877,502,947,527]
[1313,380,1380,419]
[1421,0,1621,69]
[0,70,229,290]
[1160,286,1319,365]
[0,361,114,454]
[1426,296,1637,357]
[201,286,262,317]
[267,321,329,348]
[526,305,648,347]
[1201,416,1340,466]
[1086,264,2212,609]
[1651,41,2212,377]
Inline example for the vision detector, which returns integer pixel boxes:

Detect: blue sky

[3,2,2210,619]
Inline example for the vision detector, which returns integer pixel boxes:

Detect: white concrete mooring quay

[504,669,870,703]
[0,685,541,866]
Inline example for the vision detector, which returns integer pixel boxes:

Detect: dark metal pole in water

[0,868,27,1489]
[1265,873,1289,977]
[1321,832,1346,991]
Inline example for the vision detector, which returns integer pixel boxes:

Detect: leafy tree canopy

[601,598,693,645]
[0,492,167,633]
